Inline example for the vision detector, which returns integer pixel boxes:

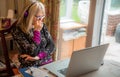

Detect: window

[60,0,67,17]
[60,0,90,24]
[111,0,120,10]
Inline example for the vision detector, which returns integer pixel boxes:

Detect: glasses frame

[35,15,45,21]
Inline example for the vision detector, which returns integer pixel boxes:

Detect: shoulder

[11,24,24,36]
[12,25,20,31]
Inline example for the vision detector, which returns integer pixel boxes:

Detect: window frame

[60,0,74,23]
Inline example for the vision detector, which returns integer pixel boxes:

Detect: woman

[11,1,55,68]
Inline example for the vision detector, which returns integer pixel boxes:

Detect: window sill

[60,18,75,23]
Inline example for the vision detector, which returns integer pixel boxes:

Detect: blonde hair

[17,1,45,34]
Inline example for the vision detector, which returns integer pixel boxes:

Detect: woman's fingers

[20,54,36,61]
[25,56,35,61]
[20,54,28,58]
[25,57,30,61]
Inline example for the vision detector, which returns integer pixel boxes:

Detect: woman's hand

[34,20,43,31]
[20,54,39,61]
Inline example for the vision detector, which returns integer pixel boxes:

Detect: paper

[25,67,49,77]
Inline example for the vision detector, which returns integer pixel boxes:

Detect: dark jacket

[11,23,55,68]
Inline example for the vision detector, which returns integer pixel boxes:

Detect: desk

[40,59,120,77]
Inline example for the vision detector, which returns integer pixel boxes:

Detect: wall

[0,0,7,17]
[0,0,29,18]
[106,13,120,36]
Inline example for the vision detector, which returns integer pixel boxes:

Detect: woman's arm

[37,24,55,60]
[11,26,37,55]
[32,30,41,45]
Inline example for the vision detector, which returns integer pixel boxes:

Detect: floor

[93,35,120,77]
[103,36,120,63]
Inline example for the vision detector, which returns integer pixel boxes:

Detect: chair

[0,19,17,76]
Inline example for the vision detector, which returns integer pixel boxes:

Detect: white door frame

[92,0,106,46]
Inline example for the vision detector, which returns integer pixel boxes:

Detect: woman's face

[32,10,45,25]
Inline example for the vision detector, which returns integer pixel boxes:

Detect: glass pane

[76,0,90,23]
[101,0,120,43]
[59,0,90,60]
[111,0,120,10]
[71,0,80,22]
[60,0,90,24]
[60,0,67,17]
[101,0,120,62]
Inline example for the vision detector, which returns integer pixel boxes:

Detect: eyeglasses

[35,15,45,20]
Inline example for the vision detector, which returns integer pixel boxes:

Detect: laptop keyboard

[58,68,67,75]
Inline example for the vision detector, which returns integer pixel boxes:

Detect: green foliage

[60,0,80,22]
[60,0,66,17]
[71,1,80,22]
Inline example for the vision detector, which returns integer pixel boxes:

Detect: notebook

[43,43,109,77]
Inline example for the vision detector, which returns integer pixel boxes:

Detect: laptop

[43,43,109,77]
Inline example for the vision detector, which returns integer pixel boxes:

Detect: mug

[0,17,11,28]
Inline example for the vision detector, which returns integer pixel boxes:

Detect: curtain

[40,0,60,60]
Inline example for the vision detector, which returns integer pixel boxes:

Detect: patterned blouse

[11,23,55,68]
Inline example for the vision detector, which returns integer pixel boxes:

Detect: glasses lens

[35,16,45,20]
